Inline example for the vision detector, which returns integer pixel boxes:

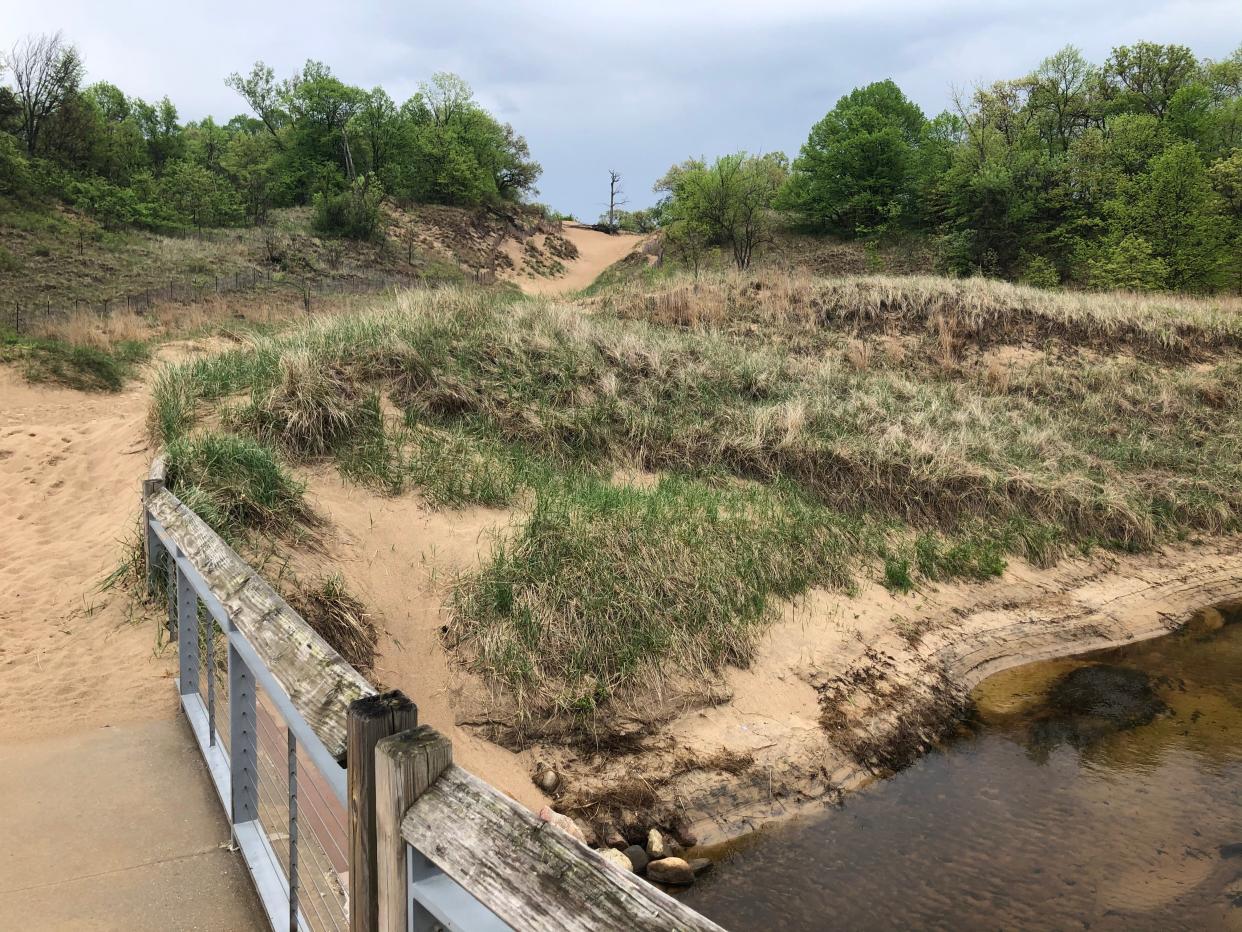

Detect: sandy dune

[514,223,645,295]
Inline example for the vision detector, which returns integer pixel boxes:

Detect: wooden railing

[142,461,724,932]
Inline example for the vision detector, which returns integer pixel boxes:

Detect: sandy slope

[0,368,173,739]
[512,223,645,295]
[297,450,1242,844]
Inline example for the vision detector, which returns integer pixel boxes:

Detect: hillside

[134,267,1242,846]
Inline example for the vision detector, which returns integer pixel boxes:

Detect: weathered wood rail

[143,459,725,932]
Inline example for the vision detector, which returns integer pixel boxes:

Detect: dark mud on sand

[685,603,1242,931]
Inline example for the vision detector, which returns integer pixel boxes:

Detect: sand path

[0,363,261,928]
[515,223,645,295]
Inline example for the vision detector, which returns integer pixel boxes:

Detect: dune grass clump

[164,432,308,541]
[446,474,868,734]
[225,349,377,456]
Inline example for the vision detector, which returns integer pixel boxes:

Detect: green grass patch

[446,474,867,733]
[0,326,149,391]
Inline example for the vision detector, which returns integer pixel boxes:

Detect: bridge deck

[0,717,264,930]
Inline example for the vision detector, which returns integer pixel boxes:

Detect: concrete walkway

[0,717,263,930]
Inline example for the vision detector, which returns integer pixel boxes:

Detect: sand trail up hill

[514,223,645,295]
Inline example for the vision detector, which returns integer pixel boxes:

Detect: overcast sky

[3,1,1239,218]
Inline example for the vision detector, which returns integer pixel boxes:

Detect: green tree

[158,159,243,229]
[1104,42,1199,118]
[782,80,927,236]
[1106,142,1229,290]
[657,152,787,270]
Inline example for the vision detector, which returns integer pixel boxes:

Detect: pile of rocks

[538,803,712,889]
[599,827,712,887]
[532,765,713,888]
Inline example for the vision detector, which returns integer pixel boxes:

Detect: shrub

[1020,255,1060,289]
[1088,235,1169,292]
[312,174,384,240]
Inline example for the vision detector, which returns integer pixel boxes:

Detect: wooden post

[375,726,452,932]
[348,691,418,932]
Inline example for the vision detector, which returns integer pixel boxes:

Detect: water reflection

[685,604,1242,931]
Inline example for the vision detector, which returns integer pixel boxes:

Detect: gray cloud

[4,0,1239,218]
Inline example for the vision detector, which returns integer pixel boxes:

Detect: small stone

[600,848,634,872]
[602,823,627,850]
[671,819,698,848]
[688,857,713,876]
[646,857,695,886]
[534,766,561,795]
[624,844,649,873]
[646,828,667,860]
[539,806,587,845]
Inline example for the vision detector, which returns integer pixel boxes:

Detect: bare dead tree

[607,170,626,229]
[8,31,83,156]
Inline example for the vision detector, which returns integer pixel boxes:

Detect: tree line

[0,32,542,238]
[655,41,1242,293]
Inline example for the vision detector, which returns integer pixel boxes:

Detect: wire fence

[5,268,425,334]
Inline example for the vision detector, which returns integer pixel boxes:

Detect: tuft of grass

[287,574,378,675]
[226,350,376,456]
[164,432,309,541]
[883,555,915,593]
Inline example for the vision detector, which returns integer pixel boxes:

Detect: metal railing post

[166,547,178,635]
[288,728,300,932]
[141,480,164,595]
[176,563,199,698]
[206,616,217,747]
[229,643,259,826]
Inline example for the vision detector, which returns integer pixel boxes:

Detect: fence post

[374,726,452,932]
[14,302,19,333]
[348,691,418,932]
[142,477,165,595]
[229,643,259,827]
[176,562,199,698]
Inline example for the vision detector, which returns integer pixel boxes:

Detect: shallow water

[685,604,1242,930]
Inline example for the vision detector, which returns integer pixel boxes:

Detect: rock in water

[1047,665,1168,726]
[600,848,634,872]
[647,857,696,885]
[539,806,587,845]
[624,844,649,873]
[688,857,713,876]
[646,828,667,859]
